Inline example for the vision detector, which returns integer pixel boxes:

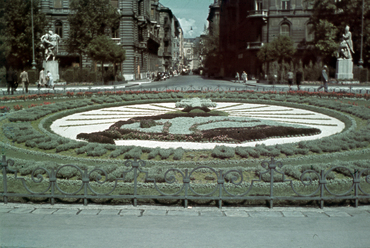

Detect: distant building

[216,0,314,78]
[183,38,200,71]
[40,0,181,80]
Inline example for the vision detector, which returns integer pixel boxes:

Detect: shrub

[56,142,85,153]
[159,148,174,159]
[57,166,79,179]
[173,147,185,160]
[147,148,160,159]
[246,148,260,158]
[140,119,156,128]
[37,141,59,150]
[123,147,142,159]
[211,145,235,159]
[235,147,249,158]
[87,147,108,157]
[110,146,134,158]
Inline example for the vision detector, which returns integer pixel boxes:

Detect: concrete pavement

[1,203,370,248]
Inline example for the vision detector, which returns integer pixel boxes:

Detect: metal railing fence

[1,155,370,208]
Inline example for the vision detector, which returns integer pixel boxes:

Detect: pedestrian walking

[287,70,294,90]
[46,70,54,89]
[296,69,303,91]
[6,67,16,95]
[235,72,240,83]
[318,65,329,93]
[20,69,29,93]
[38,68,46,88]
[242,71,247,84]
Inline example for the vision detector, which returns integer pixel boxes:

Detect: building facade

[217,0,314,78]
[183,38,200,71]
[40,0,181,81]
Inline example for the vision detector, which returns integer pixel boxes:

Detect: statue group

[40,31,60,61]
[40,30,61,81]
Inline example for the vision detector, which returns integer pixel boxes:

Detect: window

[306,23,314,42]
[282,0,290,10]
[55,20,63,38]
[54,0,62,8]
[280,23,290,36]
[112,28,119,39]
[256,0,263,10]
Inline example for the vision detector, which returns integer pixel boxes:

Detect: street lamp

[359,0,364,68]
[31,0,37,70]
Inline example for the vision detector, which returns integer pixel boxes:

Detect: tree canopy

[87,35,125,82]
[0,0,48,69]
[308,0,370,66]
[257,35,296,64]
[66,0,121,68]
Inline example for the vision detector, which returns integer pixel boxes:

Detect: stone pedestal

[43,60,59,81]
[336,59,353,80]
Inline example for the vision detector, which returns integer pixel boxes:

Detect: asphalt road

[1,74,370,96]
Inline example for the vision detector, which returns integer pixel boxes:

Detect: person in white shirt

[46,71,54,89]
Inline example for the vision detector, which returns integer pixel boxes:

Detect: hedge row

[7,157,369,185]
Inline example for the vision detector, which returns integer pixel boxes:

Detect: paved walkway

[0,79,152,95]
[1,203,370,247]
[1,202,370,218]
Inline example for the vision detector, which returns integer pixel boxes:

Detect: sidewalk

[0,79,152,95]
[1,202,370,218]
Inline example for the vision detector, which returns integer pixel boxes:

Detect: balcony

[246,42,264,50]
[247,9,268,22]
[163,51,172,57]
[148,33,160,45]
[135,41,147,49]
[137,15,145,23]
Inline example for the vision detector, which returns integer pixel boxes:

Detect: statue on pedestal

[40,31,60,61]
[335,25,354,80]
[336,25,354,60]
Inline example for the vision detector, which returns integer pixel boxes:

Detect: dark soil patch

[202,125,321,142]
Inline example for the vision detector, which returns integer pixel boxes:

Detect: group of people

[287,70,303,91]
[235,71,248,84]
[6,68,31,95]
[5,68,54,94]
[234,65,329,92]
[38,68,54,89]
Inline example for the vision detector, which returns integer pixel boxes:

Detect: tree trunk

[101,61,104,84]
[113,63,117,82]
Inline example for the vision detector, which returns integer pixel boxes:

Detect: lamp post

[31,0,37,70]
[359,0,364,68]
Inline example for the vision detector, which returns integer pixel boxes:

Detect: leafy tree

[308,0,370,66]
[86,35,125,82]
[201,30,223,74]
[257,35,296,78]
[66,0,121,69]
[0,0,48,69]
[257,35,296,64]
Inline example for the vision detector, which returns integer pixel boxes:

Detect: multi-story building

[217,0,314,78]
[156,3,182,73]
[40,0,180,81]
[183,38,200,71]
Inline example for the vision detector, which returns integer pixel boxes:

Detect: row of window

[280,23,314,42]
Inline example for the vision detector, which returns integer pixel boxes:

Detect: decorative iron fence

[1,155,369,209]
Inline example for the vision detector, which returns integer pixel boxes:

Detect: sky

[159,0,215,38]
